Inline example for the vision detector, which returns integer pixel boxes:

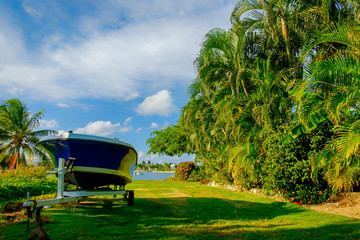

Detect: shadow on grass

[52,197,360,239]
[2,196,360,239]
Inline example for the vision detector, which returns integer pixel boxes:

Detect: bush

[261,123,335,204]
[201,155,234,185]
[176,161,195,181]
[187,165,208,182]
[0,165,57,201]
[0,164,49,178]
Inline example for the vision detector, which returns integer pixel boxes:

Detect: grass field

[1,180,360,239]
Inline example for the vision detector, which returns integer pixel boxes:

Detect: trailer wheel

[128,190,134,206]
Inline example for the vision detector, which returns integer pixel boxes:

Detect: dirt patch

[2,212,27,223]
[308,192,360,219]
[208,182,360,219]
[251,190,360,219]
[2,202,23,213]
[1,202,27,226]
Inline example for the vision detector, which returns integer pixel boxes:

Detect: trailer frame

[23,158,134,240]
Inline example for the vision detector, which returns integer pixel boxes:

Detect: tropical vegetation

[136,160,176,172]
[175,161,195,181]
[0,98,56,169]
[147,0,360,203]
[0,165,57,201]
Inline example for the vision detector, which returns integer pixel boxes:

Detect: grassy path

[1,180,360,239]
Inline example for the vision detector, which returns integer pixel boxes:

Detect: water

[132,171,174,180]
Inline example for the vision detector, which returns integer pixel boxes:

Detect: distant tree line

[136,160,176,172]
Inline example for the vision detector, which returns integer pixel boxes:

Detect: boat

[39,132,138,189]
[133,171,144,175]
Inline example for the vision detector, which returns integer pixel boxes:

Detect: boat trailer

[23,158,134,240]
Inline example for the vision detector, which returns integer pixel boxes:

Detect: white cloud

[75,118,134,135]
[0,19,26,65]
[149,122,159,129]
[39,119,58,129]
[56,103,70,108]
[119,117,132,133]
[75,121,120,136]
[126,92,140,100]
[138,151,144,160]
[136,127,142,133]
[21,1,42,19]
[124,117,132,126]
[136,90,178,116]
[0,1,233,102]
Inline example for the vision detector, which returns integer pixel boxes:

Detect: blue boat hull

[40,133,137,189]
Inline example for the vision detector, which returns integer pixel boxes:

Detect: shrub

[187,165,208,182]
[0,165,57,201]
[0,164,49,178]
[176,161,195,181]
[201,156,233,185]
[261,123,335,204]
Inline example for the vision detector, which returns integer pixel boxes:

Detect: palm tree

[231,0,304,67]
[296,23,360,191]
[147,0,360,191]
[230,0,357,74]
[312,122,360,191]
[0,99,57,169]
[181,22,289,184]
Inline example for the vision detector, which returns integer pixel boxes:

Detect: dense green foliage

[260,123,335,204]
[147,125,190,157]
[187,164,208,182]
[0,165,57,201]
[175,161,195,181]
[147,0,360,202]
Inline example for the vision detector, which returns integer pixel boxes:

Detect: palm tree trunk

[15,149,20,169]
[281,18,292,64]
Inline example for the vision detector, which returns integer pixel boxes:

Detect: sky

[0,0,235,164]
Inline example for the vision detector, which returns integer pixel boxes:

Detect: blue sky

[0,0,235,164]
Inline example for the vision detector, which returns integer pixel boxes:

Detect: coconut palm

[0,99,57,169]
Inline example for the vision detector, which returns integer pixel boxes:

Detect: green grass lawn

[1,180,360,239]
